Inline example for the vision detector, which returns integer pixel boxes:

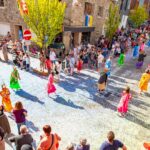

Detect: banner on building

[17,0,28,15]
[85,15,93,27]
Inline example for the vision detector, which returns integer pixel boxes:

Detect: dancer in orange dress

[0,84,13,112]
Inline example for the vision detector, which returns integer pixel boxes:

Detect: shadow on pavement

[52,95,84,110]
[26,120,39,132]
[61,71,150,130]
[125,112,150,130]
[131,97,150,109]
[15,89,44,105]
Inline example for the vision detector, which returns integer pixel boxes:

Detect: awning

[64,26,95,33]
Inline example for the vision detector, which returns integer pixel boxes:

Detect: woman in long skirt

[117,86,132,117]
[77,58,83,74]
[132,43,139,59]
[139,69,150,94]
[0,105,11,135]
[98,68,108,92]
[47,72,56,95]
[136,51,146,69]
[0,84,13,112]
[10,66,21,90]
[118,52,125,66]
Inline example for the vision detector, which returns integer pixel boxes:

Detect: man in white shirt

[73,47,78,63]
[98,51,104,73]
[49,49,56,64]
[69,55,75,76]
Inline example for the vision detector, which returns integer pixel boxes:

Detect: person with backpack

[37,125,61,150]
[98,68,108,93]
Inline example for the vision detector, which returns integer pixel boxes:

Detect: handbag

[48,134,54,150]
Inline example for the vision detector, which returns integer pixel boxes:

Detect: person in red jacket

[45,56,52,74]
[77,58,83,74]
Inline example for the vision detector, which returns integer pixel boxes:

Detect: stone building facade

[0,0,26,40]
[63,0,111,50]
[0,0,111,50]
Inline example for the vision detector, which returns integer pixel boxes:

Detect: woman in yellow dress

[0,84,13,112]
[139,69,150,94]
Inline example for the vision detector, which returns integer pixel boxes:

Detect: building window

[85,2,93,15]
[0,0,4,7]
[97,6,104,17]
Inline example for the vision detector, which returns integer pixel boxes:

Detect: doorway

[14,25,23,40]
[82,32,91,44]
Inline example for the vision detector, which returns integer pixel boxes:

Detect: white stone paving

[0,48,150,150]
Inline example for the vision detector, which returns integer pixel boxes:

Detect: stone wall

[0,0,110,46]
[0,0,26,40]
[63,0,110,44]
[91,0,110,43]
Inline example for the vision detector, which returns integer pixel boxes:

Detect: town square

[0,0,150,150]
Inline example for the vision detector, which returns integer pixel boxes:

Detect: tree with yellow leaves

[129,6,148,28]
[17,0,66,49]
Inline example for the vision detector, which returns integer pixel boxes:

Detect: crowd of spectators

[0,23,150,150]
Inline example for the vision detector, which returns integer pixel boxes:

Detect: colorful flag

[85,15,93,27]
[89,15,93,27]
[16,0,28,15]
[85,15,89,26]
[21,0,28,14]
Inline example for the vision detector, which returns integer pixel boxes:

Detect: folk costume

[118,53,125,66]
[47,74,56,94]
[118,91,132,115]
[10,67,21,90]
[0,86,13,112]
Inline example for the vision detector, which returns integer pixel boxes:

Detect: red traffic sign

[23,29,32,40]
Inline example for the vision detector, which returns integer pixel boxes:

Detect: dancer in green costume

[118,52,125,66]
[10,67,21,90]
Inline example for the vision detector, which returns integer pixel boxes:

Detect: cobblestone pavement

[0,47,150,150]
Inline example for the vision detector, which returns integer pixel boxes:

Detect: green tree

[105,3,120,40]
[129,6,148,28]
[19,0,66,49]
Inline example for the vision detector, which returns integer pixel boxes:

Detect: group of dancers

[0,56,149,119]
[99,60,150,118]
[98,62,150,117]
